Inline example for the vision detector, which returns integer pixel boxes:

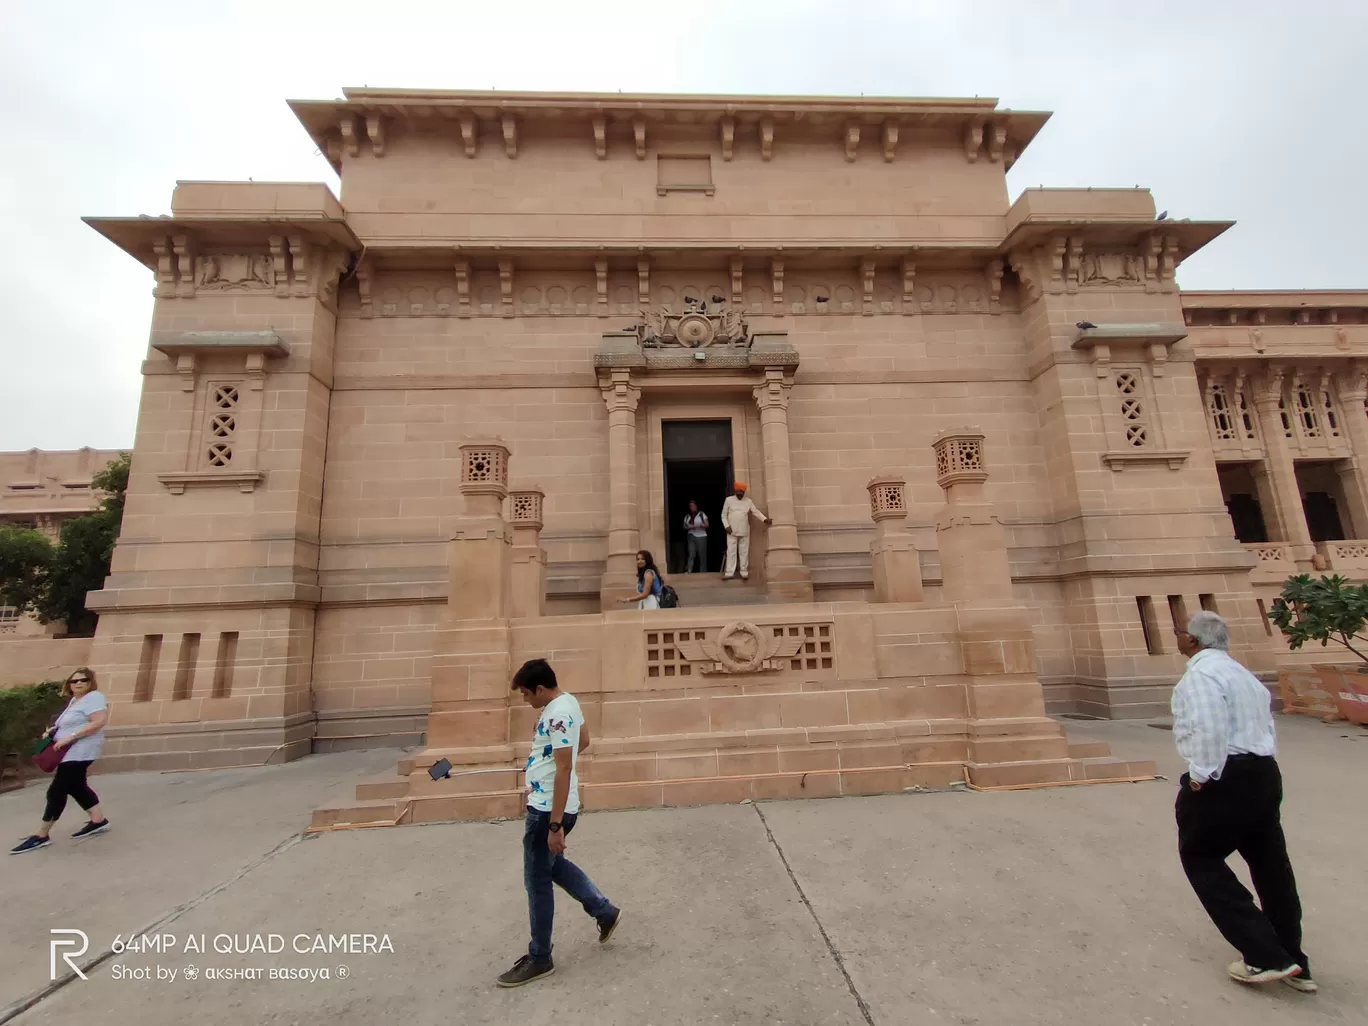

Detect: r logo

[49,929,89,980]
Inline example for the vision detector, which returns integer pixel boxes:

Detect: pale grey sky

[2,1,1364,450]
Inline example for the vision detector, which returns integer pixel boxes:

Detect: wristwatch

[548,821,563,833]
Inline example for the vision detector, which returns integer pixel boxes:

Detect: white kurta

[721,495,767,578]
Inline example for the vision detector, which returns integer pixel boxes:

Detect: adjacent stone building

[1,448,123,638]
[53,89,1365,814]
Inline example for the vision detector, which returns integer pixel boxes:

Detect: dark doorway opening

[1295,460,1353,542]
[1216,462,1269,543]
[662,420,733,575]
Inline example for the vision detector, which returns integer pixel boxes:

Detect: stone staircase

[309,725,1156,830]
[667,575,770,608]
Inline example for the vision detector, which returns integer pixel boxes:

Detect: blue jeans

[523,807,616,961]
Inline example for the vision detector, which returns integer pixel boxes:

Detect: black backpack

[658,577,680,608]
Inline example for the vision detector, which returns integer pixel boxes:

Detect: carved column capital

[600,373,641,415]
[752,374,791,413]
[1251,367,1286,407]
[1338,362,1368,403]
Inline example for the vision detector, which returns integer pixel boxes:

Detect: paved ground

[2,716,1365,1026]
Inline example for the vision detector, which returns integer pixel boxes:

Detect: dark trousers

[523,807,616,961]
[44,760,99,823]
[685,534,708,573]
[1176,755,1308,974]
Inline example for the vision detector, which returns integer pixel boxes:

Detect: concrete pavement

[2,716,1365,1026]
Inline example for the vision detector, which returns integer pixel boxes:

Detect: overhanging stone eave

[83,215,360,267]
[151,331,290,359]
[1000,219,1233,260]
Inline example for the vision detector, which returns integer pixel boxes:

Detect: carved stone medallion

[675,621,806,674]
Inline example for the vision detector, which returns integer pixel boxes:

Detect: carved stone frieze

[196,253,275,291]
[639,302,747,348]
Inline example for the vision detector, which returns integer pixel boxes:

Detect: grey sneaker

[496,955,555,988]
[1283,970,1317,993]
[1227,960,1301,984]
[10,835,51,855]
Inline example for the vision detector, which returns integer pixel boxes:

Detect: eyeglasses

[70,678,90,684]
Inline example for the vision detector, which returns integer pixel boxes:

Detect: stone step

[666,576,770,608]
[309,797,403,830]
[354,775,410,801]
[1067,741,1113,759]
[967,757,1157,789]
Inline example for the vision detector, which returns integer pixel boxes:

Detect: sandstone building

[46,88,1368,816]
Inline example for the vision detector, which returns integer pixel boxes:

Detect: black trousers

[1176,755,1308,974]
[44,760,99,823]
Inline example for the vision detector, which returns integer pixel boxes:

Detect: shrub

[0,680,67,762]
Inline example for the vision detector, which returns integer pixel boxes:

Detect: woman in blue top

[11,667,111,855]
[616,550,663,610]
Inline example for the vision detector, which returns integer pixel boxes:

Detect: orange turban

[734,481,747,491]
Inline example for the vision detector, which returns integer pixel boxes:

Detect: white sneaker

[1227,960,1301,984]
[1282,973,1317,993]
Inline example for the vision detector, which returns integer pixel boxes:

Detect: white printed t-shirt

[524,692,583,814]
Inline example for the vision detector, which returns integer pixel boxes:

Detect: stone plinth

[866,475,923,603]
[508,486,547,619]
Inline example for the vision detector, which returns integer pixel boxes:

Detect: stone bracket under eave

[1099,451,1190,471]
[1071,323,1187,378]
[151,331,290,391]
[156,470,266,494]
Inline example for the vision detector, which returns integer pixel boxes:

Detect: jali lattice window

[1237,389,1257,440]
[646,630,700,678]
[934,438,984,478]
[204,384,241,467]
[776,624,833,672]
[462,448,508,486]
[1116,371,1148,448]
[509,490,544,525]
[1322,390,1340,438]
[1208,384,1235,440]
[1278,394,1293,438]
[1295,385,1321,438]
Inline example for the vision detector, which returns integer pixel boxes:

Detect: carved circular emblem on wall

[715,621,766,673]
[675,313,716,348]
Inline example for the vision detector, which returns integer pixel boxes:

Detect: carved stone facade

[37,88,1362,817]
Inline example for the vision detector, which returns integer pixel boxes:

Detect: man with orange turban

[720,481,768,581]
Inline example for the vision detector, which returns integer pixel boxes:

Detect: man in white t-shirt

[496,659,621,988]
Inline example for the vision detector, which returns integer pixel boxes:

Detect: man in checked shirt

[1171,610,1314,992]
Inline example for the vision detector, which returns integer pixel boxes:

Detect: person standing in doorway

[497,659,621,987]
[683,500,710,573]
[1171,611,1314,992]
[720,482,768,581]
[11,667,111,855]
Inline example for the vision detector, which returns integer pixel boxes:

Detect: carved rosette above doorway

[596,304,799,376]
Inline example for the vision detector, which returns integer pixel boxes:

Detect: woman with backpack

[11,667,111,855]
[617,550,665,610]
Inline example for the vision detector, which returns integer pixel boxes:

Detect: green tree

[0,525,53,611]
[1268,573,1368,664]
[0,453,131,637]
